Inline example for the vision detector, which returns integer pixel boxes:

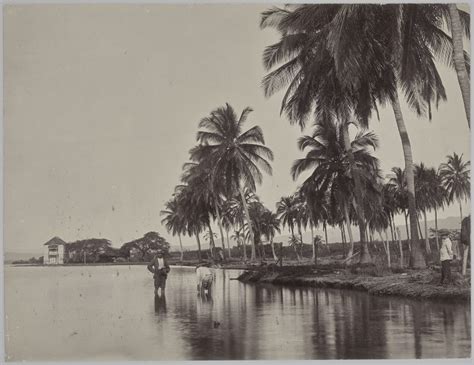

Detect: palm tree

[439,153,471,227]
[160,197,185,261]
[260,209,281,262]
[225,188,259,262]
[276,195,301,261]
[181,161,228,260]
[430,168,447,250]
[291,117,381,263]
[180,162,219,260]
[387,167,411,245]
[191,104,274,262]
[448,4,471,127]
[415,163,435,254]
[175,184,207,262]
[260,4,465,269]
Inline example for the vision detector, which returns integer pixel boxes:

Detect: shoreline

[237,267,471,302]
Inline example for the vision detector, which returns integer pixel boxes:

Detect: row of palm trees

[260,4,470,269]
[160,104,274,263]
[162,4,470,268]
[277,115,470,264]
[160,105,470,265]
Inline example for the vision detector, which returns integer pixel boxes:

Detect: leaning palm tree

[447,4,471,127]
[439,153,471,227]
[191,104,274,262]
[160,197,186,261]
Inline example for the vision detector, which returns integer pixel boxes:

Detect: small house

[43,236,67,265]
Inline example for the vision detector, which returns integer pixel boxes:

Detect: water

[4,265,471,361]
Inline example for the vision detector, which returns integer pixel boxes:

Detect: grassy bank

[237,265,471,302]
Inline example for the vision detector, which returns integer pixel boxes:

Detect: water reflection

[5,265,471,361]
[154,294,167,315]
[167,267,470,360]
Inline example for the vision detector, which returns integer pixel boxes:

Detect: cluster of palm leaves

[261,4,470,268]
[161,104,274,263]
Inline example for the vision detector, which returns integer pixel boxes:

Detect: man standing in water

[147,249,170,295]
[439,233,454,285]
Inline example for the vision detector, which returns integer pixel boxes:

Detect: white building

[43,237,67,265]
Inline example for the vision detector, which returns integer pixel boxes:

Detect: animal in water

[196,264,216,295]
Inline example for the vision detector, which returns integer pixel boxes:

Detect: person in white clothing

[439,233,454,284]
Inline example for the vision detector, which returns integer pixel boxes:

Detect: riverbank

[237,265,471,302]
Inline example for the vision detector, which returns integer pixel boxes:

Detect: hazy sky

[4,4,471,253]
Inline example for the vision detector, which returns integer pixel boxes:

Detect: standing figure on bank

[147,249,170,295]
[439,233,454,285]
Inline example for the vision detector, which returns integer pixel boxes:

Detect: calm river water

[4,265,471,360]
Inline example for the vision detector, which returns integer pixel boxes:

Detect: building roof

[44,236,67,246]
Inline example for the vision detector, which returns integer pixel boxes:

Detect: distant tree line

[61,231,170,264]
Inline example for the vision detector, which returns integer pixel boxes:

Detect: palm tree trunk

[291,226,301,262]
[448,4,470,128]
[240,222,248,262]
[389,216,395,242]
[396,227,404,269]
[206,220,215,260]
[423,210,431,254]
[271,236,278,262]
[404,211,410,241]
[391,92,426,268]
[238,186,257,262]
[195,231,202,263]
[323,221,328,246]
[344,203,355,258]
[341,123,371,264]
[417,213,423,241]
[298,224,304,259]
[340,224,346,257]
[214,205,227,260]
[225,229,232,259]
[434,206,439,250]
[178,233,184,261]
[459,198,464,265]
[310,225,315,261]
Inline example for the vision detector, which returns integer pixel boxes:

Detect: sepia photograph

[3,1,472,361]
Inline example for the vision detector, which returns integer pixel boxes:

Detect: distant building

[43,236,67,265]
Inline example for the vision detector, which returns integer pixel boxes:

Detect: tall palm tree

[448,4,471,127]
[291,117,381,263]
[440,153,471,227]
[191,104,274,262]
[160,197,185,261]
[261,4,462,269]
